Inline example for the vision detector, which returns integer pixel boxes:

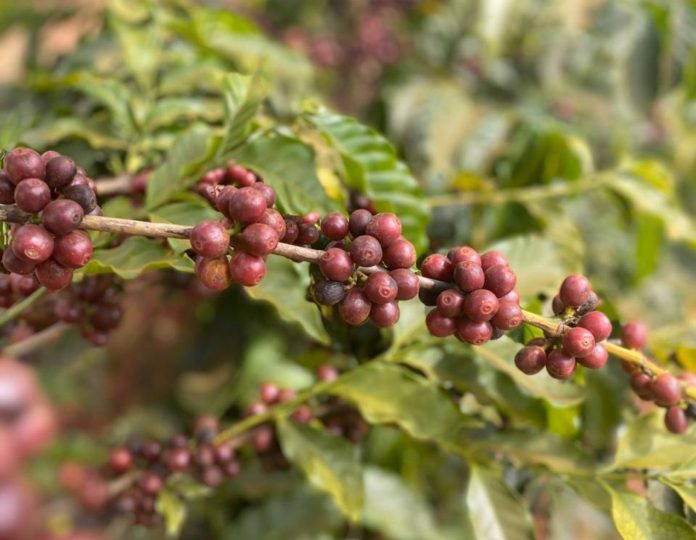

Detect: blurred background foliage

[2,0,696,538]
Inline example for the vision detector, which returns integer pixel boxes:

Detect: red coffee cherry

[2,249,36,275]
[621,322,648,350]
[577,343,608,369]
[456,319,493,345]
[436,289,465,318]
[448,246,481,266]
[260,209,287,239]
[350,235,383,267]
[91,302,123,331]
[578,311,612,342]
[40,150,60,164]
[425,308,456,337]
[453,261,485,293]
[53,230,92,268]
[320,247,354,282]
[321,212,350,241]
[296,223,320,246]
[480,251,508,271]
[139,473,164,495]
[364,272,398,304]
[0,172,15,204]
[651,373,681,406]
[514,345,547,374]
[282,218,299,243]
[226,164,254,186]
[462,289,499,322]
[215,185,237,217]
[195,257,232,291]
[252,425,275,453]
[665,406,689,434]
[291,405,313,424]
[339,288,372,325]
[227,187,267,224]
[260,382,280,404]
[240,223,279,257]
[42,199,84,235]
[166,448,191,472]
[45,156,77,190]
[390,269,419,300]
[317,364,339,382]
[312,280,346,306]
[250,182,276,207]
[382,238,416,269]
[366,213,402,247]
[629,372,653,400]
[559,274,592,308]
[229,252,266,286]
[14,178,51,213]
[420,254,453,282]
[109,447,134,474]
[12,224,54,264]
[491,301,522,330]
[10,272,39,296]
[484,264,517,298]
[278,387,296,401]
[546,350,576,379]
[190,220,230,258]
[4,147,45,184]
[562,327,596,358]
[552,295,565,316]
[370,301,400,327]
[35,259,73,290]
[81,327,109,347]
[349,209,373,237]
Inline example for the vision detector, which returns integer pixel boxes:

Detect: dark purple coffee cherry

[12,224,54,264]
[35,259,73,290]
[228,187,267,224]
[260,209,287,239]
[552,295,565,316]
[282,218,299,244]
[190,220,230,258]
[195,257,231,291]
[651,373,681,406]
[577,343,608,369]
[229,252,266,287]
[484,264,517,298]
[2,249,36,275]
[390,269,419,300]
[420,254,453,282]
[491,301,522,330]
[0,172,14,204]
[382,238,416,269]
[578,311,612,342]
[45,156,77,190]
[562,327,595,358]
[54,295,83,323]
[621,322,648,350]
[364,272,398,304]
[370,301,400,327]
[4,148,45,184]
[436,289,465,318]
[349,209,373,237]
[240,223,279,257]
[418,287,439,306]
[91,302,123,331]
[448,246,481,266]
[350,235,383,267]
[453,261,485,292]
[630,372,653,400]
[559,274,592,308]
[52,230,92,268]
[339,288,371,325]
[296,223,320,246]
[366,213,402,247]
[250,182,276,207]
[14,178,51,213]
[463,289,499,323]
[456,319,493,345]
[546,350,576,380]
[480,251,508,271]
[320,247,354,282]
[41,199,84,235]
[312,280,346,306]
[665,406,689,434]
[514,345,547,374]
[321,212,350,241]
[425,308,456,337]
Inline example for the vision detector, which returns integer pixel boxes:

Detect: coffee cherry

[109,448,133,474]
[139,473,164,495]
[4,147,45,184]
[321,212,350,240]
[491,301,522,330]
[463,289,499,323]
[339,288,372,325]
[665,406,689,434]
[291,405,313,424]
[54,296,83,323]
[350,235,383,267]
[390,269,419,300]
[196,257,232,291]
[364,272,398,304]
[166,448,191,472]
[319,247,354,282]
[0,172,14,204]
[14,178,51,213]
[251,182,276,207]
[91,302,123,331]
[214,442,234,465]
[317,364,339,382]
[552,295,565,316]
[436,289,465,318]
[53,230,92,268]
[621,322,648,350]
[312,280,346,305]
[35,259,73,290]
[282,219,299,243]
[629,372,653,400]
[44,156,77,191]
[349,209,373,237]
[578,311,612,342]
[559,275,592,308]
[260,209,287,239]
[480,251,508,271]
[448,246,481,266]
[514,346,547,374]
[252,424,275,453]
[228,187,267,224]
[278,387,296,402]
[453,261,485,292]
[2,249,35,275]
[190,220,230,258]
[484,264,517,298]
[370,301,400,327]
[10,272,39,296]
[297,223,321,246]
[229,252,266,286]
[456,319,493,345]
[546,350,576,379]
[240,223,279,257]
[40,150,60,164]
[425,309,456,337]
[651,373,681,406]
[577,343,608,369]
[226,164,254,186]
[12,224,54,264]
[382,238,416,269]
[562,327,595,358]
[418,287,438,306]
[420,254,453,282]
[366,213,402,247]
[260,382,280,404]
[41,199,84,235]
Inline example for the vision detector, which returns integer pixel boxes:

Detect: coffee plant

[1,0,696,538]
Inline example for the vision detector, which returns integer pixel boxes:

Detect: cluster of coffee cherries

[421,248,522,344]
[0,147,98,290]
[514,275,611,379]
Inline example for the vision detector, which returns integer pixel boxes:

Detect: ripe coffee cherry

[552,295,565,316]
[35,259,73,290]
[283,219,299,243]
[339,288,372,325]
[2,248,35,275]
[41,199,84,235]
[45,156,77,190]
[0,172,14,204]
[321,212,350,241]
[320,248,354,282]
[515,346,547,374]
[448,246,481,266]
[420,254,453,282]
[665,406,689,434]
[578,311,612,342]
[260,209,287,239]
[484,264,517,298]
[349,209,373,237]
[463,289,499,323]
[364,272,398,304]
[350,235,383,267]
[10,272,39,296]
[577,343,608,369]
[480,251,508,271]
[562,327,595,358]
[278,387,296,401]
[312,280,346,305]
[226,164,255,186]
[196,257,232,291]
[418,287,439,306]
[139,473,164,495]
[228,187,267,224]
[629,372,653,400]
[390,268,419,300]
[53,230,92,268]
[366,213,402,247]
[621,322,648,350]
[436,289,465,318]
[251,182,276,207]
[453,261,485,292]
[260,382,280,404]
[382,238,416,269]
[40,150,60,165]
[190,220,230,258]
[491,301,522,330]
[4,147,45,184]
[14,178,51,213]
[81,327,109,347]
[215,185,237,217]
[92,302,123,331]
[651,373,681,406]
[296,223,320,245]
[546,350,576,380]
[317,364,339,382]
[370,301,400,327]
[456,319,493,345]
[12,224,54,264]
[109,448,133,474]
[240,223,279,257]
[425,308,456,337]
[229,252,266,286]
[559,274,592,307]
[167,448,191,472]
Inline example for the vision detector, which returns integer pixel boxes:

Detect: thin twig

[4,322,71,357]
[94,174,133,197]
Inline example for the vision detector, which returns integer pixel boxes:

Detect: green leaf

[22,117,127,150]
[149,197,221,254]
[277,420,363,521]
[155,489,187,537]
[605,486,695,540]
[145,97,225,131]
[145,123,220,210]
[661,480,696,513]
[221,72,268,153]
[309,111,430,253]
[465,465,534,540]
